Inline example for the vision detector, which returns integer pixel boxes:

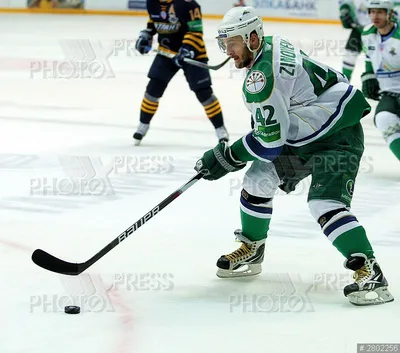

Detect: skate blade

[347,286,394,306]
[216,264,262,278]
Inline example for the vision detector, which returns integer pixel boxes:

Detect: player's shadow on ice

[161,272,347,311]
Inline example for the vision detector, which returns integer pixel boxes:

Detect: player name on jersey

[279,39,296,76]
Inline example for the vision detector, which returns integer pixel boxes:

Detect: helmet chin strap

[244,34,263,54]
[244,36,264,68]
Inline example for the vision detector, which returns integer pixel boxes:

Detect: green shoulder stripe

[243,36,274,104]
[362,24,378,36]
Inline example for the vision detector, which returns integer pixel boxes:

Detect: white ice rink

[1,13,399,353]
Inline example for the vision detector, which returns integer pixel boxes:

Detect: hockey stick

[155,49,231,71]
[32,173,203,275]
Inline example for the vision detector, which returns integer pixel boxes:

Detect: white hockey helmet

[366,0,394,10]
[217,6,264,53]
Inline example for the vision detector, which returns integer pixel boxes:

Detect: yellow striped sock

[141,98,159,115]
[204,100,222,119]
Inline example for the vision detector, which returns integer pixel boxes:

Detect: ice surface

[0,13,399,353]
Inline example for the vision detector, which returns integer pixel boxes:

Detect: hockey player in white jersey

[340,0,371,81]
[362,0,400,161]
[194,6,394,306]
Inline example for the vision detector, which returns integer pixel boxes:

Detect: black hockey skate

[216,230,265,278]
[133,123,150,146]
[343,253,394,306]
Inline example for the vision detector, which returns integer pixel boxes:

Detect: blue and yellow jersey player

[133,0,229,145]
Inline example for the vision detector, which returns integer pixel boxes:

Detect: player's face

[224,36,253,69]
[369,8,391,28]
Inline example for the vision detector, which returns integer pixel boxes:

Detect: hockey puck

[64,305,80,314]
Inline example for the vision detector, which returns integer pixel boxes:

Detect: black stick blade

[31,174,203,276]
[32,249,82,275]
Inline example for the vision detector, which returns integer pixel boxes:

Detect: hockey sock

[319,210,374,258]
[240,194,272,241]
[140,96,159,124]
[202,98,223,128]
[342,49,358,81]
[389,137,400,161]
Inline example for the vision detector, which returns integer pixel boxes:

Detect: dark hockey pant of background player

[139,54,224,131]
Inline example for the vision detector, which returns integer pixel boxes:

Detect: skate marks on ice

[0,100,92,112]
[0,153,198,214]
[350,176,400,246]
[0,154,40,169]
[0,114,243,144]
[120,270,359,316]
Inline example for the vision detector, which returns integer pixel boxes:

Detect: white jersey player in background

[339,0,371,81]
[194,6,394,306]
[362,0,400,161]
